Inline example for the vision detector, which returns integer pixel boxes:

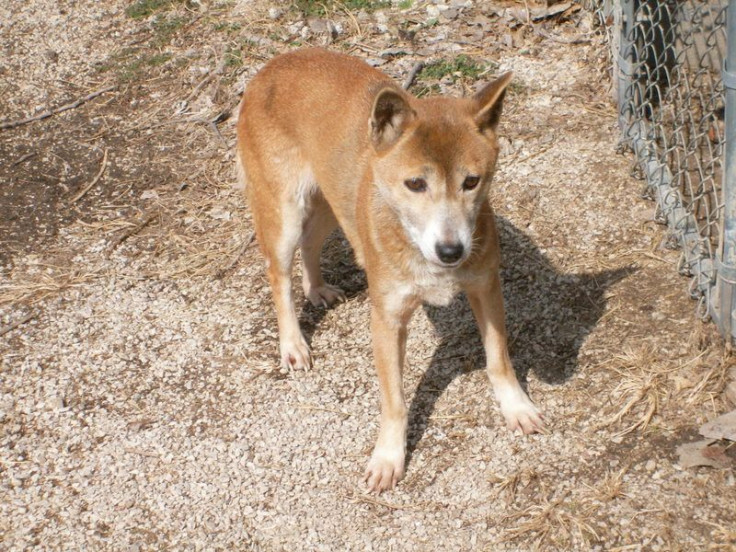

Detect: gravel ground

[1,1,735,550]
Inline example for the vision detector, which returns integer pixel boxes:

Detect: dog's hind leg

[300,195,346,308]
[247,157,314,371]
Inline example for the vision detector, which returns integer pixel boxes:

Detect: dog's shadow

[298,217,629,465]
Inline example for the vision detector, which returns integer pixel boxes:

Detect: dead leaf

[677,439,731,469]
[700,410,736,441]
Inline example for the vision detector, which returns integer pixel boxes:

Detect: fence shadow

[405,216,630,462]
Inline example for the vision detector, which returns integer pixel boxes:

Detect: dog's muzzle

[435,241,464,265]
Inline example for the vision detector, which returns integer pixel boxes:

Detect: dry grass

[704,520,736,550]
[686,354,732,409]
[581,465,630,502]
[343,487,431,512]
[490,467,543,505]
[594,344,729,436]
[140,184,253,280]
[0,179,252,309]
[594,347,673,436]
[498,492,600,550]
[0,266,101,307]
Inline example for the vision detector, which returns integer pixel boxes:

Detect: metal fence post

[617,0,636,137]
[719,0,736,338]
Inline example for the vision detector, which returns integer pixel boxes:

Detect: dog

[236,48,543,492]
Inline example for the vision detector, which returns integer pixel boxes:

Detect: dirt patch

[1,1,735,550]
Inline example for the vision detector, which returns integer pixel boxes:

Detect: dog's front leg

[364,301,411,492]
[466,273,544,434]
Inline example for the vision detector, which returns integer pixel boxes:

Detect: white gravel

[2,1,735,550]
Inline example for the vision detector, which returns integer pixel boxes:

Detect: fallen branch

[402,61,425,91]
[71,148,109,203]
[0,85,116,131]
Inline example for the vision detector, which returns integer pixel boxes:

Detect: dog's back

[237,49,395,254]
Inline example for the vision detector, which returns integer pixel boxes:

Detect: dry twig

[0,312,36,337]
[9,152,36,167]
[106,212,157,256]
[71,148,109,203]
[214,231,256,279]
[0,85,116,130]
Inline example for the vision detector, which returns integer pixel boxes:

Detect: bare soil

[1,1,735,550]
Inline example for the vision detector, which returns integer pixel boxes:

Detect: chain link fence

[586,0,736,338]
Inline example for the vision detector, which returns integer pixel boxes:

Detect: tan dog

[236,48,543,492]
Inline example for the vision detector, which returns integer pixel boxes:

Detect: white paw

[364,448,405,493]
[305,284,346,308]
[280,334,311,371]
[496,384,544,434]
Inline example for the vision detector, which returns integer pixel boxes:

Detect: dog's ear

[370,87,415,150]
[473,72,513,135]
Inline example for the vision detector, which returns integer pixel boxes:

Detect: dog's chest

[410,269,463,307]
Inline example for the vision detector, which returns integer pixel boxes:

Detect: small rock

[440,8,459,20]
[140,190,159,200]
[308,18,338,39]
[208,206,231,221]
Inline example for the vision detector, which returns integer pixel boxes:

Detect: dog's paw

[280,335,311,371]
[364,449,405,493]
[305,284,346,309]
[497,385,544,434]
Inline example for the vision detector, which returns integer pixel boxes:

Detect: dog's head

[369,73,512,269]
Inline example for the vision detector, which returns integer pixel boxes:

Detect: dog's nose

[435,242,464,264]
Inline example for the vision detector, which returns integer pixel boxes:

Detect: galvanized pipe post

[719,0,736,338]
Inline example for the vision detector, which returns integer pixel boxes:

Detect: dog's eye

[462,176,480,191]
[404,177,427,192]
